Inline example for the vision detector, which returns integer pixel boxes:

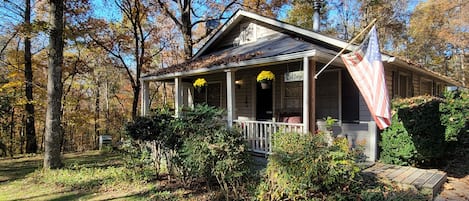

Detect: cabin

[140,10,459,162]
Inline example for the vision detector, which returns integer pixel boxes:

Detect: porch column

[174,77,182,117]
[226,70,236,127]
[141,80,150,116]
[368,121,378,161]
[303,57,310,132]
[309,61,316,133]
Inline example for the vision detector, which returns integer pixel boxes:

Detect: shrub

[379,115,417,166]
[380,96,446,166]
[440,90,469,142]
[174,105,250,199]
[125,104,250,199]
[125,109,176,144]
[257,131,360,200]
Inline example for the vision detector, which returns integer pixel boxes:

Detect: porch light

[235,80,243,88]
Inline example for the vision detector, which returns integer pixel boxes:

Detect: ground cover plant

[0,151,227,201]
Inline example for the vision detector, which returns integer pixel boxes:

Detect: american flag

[341,26,391,130]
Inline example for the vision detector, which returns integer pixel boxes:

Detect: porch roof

[141,33,334,80]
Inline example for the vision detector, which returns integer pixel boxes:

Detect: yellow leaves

[1,81,22,89]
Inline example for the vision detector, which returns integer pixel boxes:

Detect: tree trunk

[181,0,192,61]
[95,81,100,149]
[9,108,15,157]
[24,0,37,154]
[132,85,140,119]
[44,0,64,169]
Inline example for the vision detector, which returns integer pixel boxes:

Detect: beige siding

[384,65,395,99]
[212,18,280,52]
[412,73,419,96]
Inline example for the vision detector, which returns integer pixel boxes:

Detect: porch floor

[363,163,447,198]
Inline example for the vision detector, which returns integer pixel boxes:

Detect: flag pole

[314,18,377,79]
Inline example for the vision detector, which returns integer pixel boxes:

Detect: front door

[256,82,273,120]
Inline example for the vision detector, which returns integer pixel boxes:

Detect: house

[140,10,459,161]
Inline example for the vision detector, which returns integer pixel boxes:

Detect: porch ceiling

[142,33,337,81]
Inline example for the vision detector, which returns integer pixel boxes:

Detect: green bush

[124,105,250,199]
[379,115,417,166]
[125,109,176,144]
[380,96,446,166]
[440,90,469,142]
[175,105,250,199]
[257,132,360,200]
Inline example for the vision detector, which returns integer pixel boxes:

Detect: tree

[408,0,468,82]
[286,0,328,31]
[156,0,237,60]
[242,0,289,18]
[44,0,64,169]
[0,0,39,154]
[24,0,37,153]
[88,0,162,119]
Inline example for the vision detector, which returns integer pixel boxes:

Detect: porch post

[368,121,378,161]
[141,80,150,116]
[175,77,182,117]
[309,61,316,133]
[226,70,236,127]
[303,57,310,132]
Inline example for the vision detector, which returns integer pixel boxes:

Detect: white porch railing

[233,120,304,154]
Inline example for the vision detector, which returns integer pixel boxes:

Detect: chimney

[312,0,321,32]
[206,19,220,35]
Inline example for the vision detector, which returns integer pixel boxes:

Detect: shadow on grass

[0,157,41,182]
[359,170,430,201]
[10,190,90,201]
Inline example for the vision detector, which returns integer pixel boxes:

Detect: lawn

[0,151,218,201]
[1,149,465,200]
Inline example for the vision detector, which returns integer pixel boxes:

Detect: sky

[91,0,121,21]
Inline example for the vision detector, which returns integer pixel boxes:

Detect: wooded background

[0,0,467,156]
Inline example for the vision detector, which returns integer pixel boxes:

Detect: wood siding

[211,18,280,53]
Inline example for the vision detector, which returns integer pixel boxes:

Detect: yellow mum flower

[256,71,275,82]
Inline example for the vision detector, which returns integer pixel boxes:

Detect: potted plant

[193,78,207,92]
[256,70,275,89]
[317,116,337,146]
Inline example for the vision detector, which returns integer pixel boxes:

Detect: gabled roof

[142,10,460,86]
[193,10,351,59]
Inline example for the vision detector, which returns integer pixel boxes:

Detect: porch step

[363,163,447,198]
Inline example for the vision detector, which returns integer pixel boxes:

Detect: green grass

[0,151,203,201]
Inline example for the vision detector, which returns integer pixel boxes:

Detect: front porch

[234,120,303,154]
[141,58,379,161]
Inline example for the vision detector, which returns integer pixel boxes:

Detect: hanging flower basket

[257,71,275,89]
[193,78,207,92]
[260,80,271,89]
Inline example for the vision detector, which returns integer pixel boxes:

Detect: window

[316,71,339,120]
[393,71,411,98]
[283,81,302,110]
[341,71,359,122]
[239,22,256,45]
[314,69,361,123]
[194,82,221,107]
[399,74,410,98]
[420,79,433,95]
